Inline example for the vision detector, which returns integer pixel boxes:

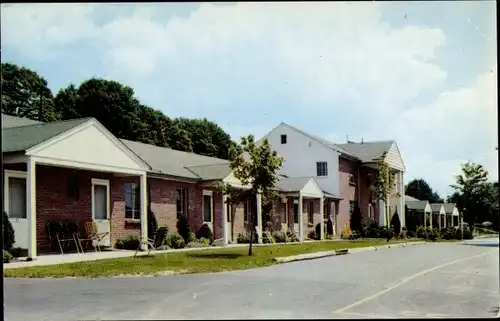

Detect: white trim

[202,190,214,226]
[140,174,148,250]
[91,178,110,220]
[3,170,28,218]
[148,173,197,184]
[26,119,151,170]
[32,155,147,175]
[27,158,37,258]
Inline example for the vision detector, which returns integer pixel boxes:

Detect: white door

[4,171,29,249]
[203,191,213,231]
[92,179,110,247]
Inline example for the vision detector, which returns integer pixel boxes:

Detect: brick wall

[338,157,358,235]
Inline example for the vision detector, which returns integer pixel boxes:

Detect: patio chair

[134,226,168,257]
[75,221,109,253]
[51,221,80,254]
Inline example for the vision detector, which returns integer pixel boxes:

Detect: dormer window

[281,134,287,144]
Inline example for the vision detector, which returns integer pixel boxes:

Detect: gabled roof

[258,122,359,160]
[121,139,229,180]
[336,141,395,163]
[443,203,458,215]
[2,113,43,128]
[275,177,312,193]
[406,200,430,212]
[2,117,93,153]
[430,203,444,213]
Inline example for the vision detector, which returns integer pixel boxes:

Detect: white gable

[223,172,250,189]
[300,179,324,198]
[384,142,406,171]
[28,121,149,173]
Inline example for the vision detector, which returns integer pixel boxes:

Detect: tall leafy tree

[450,162,490,228]
[370,154,396,226]
[53,84,79,120]
[1,62,58,121]
[216,135,283,255]
[405,179,443,203]
[173,118,233,159]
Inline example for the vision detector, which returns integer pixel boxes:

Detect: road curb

[273,241,427,264]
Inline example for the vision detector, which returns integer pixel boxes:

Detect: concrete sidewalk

[273,241,427,263]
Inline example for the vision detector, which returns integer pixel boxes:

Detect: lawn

[4,238,421,278]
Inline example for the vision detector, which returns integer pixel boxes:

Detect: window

[203,195,212,222]
[308,201,314,224]
[244,199,253,223]
[368,204,373,218]
[349,169,357,185]
[67,171,79,200]
[281,134,287,144]
[293,202,299,223]
[316,162,328,176]
[176,188,188,218]
[349,201,355,214]
[124,183,140,219]
[8,177,27,219]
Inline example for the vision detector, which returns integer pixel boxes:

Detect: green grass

[4,238,421,278]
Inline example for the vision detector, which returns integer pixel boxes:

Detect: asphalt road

[4,238,499,320]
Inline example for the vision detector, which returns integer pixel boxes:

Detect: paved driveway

[4,238,499,320]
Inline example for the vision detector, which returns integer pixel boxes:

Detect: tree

[405,179,443,203]
[172,118,234,159]
[390,210,401,234]
[450,162,490,228]
[1,62,58,121]
[215,135,283,255]
[168,125,194,152]
[349,204,362,234]
[53,84,79,120]
[370,154,396,227]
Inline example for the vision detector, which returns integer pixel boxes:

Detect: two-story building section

[259,122,406,235]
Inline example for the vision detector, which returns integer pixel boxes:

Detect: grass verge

[4,238,421,278]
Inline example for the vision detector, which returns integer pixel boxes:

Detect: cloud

[1,2,495,196]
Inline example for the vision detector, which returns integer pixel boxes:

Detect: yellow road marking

[333,249,496,314]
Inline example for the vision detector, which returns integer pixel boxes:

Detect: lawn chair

[134,226,168,257]
[75,221,109,253]
[54,221,80,254]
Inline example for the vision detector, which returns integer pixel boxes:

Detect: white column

[27,157,37,259]
[399,171,405,228]
[298,193,304,241]
[222,194,228,245]
[256,193,263,243]
[140,173,148,250]
[319,197,325,240]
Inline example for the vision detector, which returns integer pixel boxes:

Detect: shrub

[176,214,192,242]
[340,224,353,239]
[362,218,379,238]
[271,231,287,243]
[462,229,473,240]
[326,219,334,236]
[441,227,456,240]
[407,230,416,238]
[390,211,401,234]
[427,228,440,241]
[416,226,428,238]
[3,250,12,263]
[115,235,140,250]
[196,224,213,242]
[350,205,363,235]
[307,230,317,240]
[237,232,258,244]
[199,237,211,245]
[454,228,463,240]
[9,247,26,258]
[187,232,196,243]
[3,211,15,251]
[148,208,158,240]
[186,241,208,248]
[166,232,186,249]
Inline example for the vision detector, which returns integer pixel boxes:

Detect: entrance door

[4,171,29,249]
[226,202,232,243]
[203,191,214,230]
[92,179,110,246]
[293,201,299,233]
